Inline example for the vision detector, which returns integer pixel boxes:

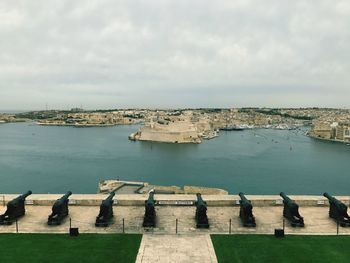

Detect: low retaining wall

[1,194,349,207]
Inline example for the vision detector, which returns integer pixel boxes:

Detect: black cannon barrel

[52,191,72,204]
[60,191,72,200]
[239,192,249,203]
[54,191,72,208]
[148,191,154,199]
[101,192,115,207]
[148,191,154,200]
[196,193,207,207]
[17,191,32,200]
[52,191,72,208]
[280,192,292,202]
[323,192,333,200]
[239,192,252,209]
[145,192,155,205]
[196,193,204,202]
[10,190,32,204]
[105,192,115,202]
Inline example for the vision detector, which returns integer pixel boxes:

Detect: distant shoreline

[36,122,117,127]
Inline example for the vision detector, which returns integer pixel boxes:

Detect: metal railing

[1,217,348,236]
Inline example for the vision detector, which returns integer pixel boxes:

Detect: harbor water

[0,122,349,195]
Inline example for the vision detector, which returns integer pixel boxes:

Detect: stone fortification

[131,120,201,144]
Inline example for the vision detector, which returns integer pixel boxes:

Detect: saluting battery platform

[2,191,350,233]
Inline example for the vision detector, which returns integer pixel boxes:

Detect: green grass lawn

[211,235,350,263]
[0,233,142,263]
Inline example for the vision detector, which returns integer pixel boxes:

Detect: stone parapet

[1,194,349,207]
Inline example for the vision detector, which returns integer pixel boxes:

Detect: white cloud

[0,0,349,110]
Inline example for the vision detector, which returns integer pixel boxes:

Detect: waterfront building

[310,121,350,142]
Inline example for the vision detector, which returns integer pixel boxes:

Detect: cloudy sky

[0,0,349,110]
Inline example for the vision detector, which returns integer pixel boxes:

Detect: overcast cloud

[0,0,349,110]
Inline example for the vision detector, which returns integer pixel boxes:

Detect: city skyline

[1,0,349,110]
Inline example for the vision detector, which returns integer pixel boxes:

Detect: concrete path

[135,234,218,263]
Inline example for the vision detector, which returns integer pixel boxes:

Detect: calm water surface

[0,122,349,194]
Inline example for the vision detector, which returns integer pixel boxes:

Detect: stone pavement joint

[135,234,218,263]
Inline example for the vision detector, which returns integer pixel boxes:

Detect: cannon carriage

[195,193,209,228]
[238,192,256,227]
[48,191,72,225]
[142,191,156,227]
[323,193,350,227]
[95,192,115,227]
[0,191,32,225]
[280,192,304,227]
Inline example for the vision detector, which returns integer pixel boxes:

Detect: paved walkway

[135,234,218,263]
[1,205,348,235]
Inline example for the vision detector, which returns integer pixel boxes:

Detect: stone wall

[1,194,349,207]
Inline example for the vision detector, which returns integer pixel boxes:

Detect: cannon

[0,191,32,225]
[323,193,350,227]
[48,191,72,225]
[142,191,156,227]
[238,192,256,227]
[195,193,209,228]
[280,192,304,227]
[95,192,115,227]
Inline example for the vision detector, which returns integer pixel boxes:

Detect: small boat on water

[202,130,219,140]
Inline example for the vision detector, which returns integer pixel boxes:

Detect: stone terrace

[0,194,349,235]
